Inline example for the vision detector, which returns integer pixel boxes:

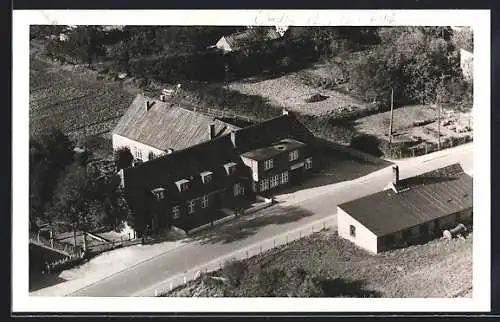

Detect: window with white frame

[259,179,269,192]
[224,162,237,175]
[289,150,299,162]
[176,179,190,192]
[172,206,180,219]
[233,183,244,196]
[305,157,312,170]
[281,171,289,184]
[187,199,196,214]
[133,147,143,160]
[152,188,165,200]
[270,174,280,188]
[264,159,274,170]
[201,195,209,208]
[349,225,356,237]
[201,171,213,184]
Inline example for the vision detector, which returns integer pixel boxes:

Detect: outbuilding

[337,163,473,254]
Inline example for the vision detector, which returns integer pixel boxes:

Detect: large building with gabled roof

[337,163,473,254]
[112,93,240,162]
[119,108,320,233]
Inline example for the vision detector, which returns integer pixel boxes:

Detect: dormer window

[224,162,237,175]
[152,187,166,200]
[289,150,299,162]
[175,179,190,192]
[200,171,214,184]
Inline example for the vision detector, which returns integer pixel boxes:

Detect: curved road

[66,143,472,297]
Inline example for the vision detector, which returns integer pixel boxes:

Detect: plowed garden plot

[29,58,135,140]
[226,66,371,118]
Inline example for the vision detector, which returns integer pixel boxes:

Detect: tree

[49,163,105,249]
[29,130,75,232]
[114,146,134,170]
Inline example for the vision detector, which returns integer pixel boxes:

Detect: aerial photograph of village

[28,24,473,298]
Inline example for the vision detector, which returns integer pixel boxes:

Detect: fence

[148,216,337,297]
[85,234,140,257]
[179,103,258,124]
[387,134,473,159]
[29,231,81,257]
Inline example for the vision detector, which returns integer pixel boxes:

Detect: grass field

[165,230,472,298]
[29,57,137,142]
[352,105,473,145]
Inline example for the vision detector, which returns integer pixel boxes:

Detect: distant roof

[241,138,305,161]
[113,94,240,152]
[219,27,283,51]
[338,164,473,237]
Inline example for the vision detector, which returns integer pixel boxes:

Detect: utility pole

[437,103,441,150]
[388,87,394,145]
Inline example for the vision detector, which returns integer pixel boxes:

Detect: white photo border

[12,9,491,313]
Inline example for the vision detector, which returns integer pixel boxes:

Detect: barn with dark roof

[337,163,473,254]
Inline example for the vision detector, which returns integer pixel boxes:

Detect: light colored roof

[220,27,282,51]
[113,94,240,152]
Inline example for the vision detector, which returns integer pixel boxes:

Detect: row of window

[260,171,289,192]
[175,163,237,193]
[263,150,301,171]
[171,183,245,219]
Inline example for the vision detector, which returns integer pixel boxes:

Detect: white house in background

[112,94,240,164]
[460,48,473,82]
[215,26,289,53]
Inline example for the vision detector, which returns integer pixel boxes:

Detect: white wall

[337,207,379,254]
[241,156,259,182]
[215,37,231,53]
[112,133,166,162]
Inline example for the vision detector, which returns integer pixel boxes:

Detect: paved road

[69,143,473,297]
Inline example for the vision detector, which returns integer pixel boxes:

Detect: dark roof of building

[241,138,305,161]
[219,27,282,51]
[113,94,239,152]
[338,164,473,237]
[232,113,316,154]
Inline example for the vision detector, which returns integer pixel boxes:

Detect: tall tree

[114,146,134,170]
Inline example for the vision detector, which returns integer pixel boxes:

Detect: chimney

[208,123,216,140]
[392,165,399,186]
[145,101,155,112]
[230,131,237,148]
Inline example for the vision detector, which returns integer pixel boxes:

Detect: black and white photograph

[12,9,491,313]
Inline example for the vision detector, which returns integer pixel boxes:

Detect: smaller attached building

[337,163,473,254]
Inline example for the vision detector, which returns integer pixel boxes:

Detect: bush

[222,259,248,287]
[350,134,384,157]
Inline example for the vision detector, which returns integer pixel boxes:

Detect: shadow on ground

[274,148,390,195]
[29,273,67,292]
[319,278,382,298]
[186,205,314,245]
